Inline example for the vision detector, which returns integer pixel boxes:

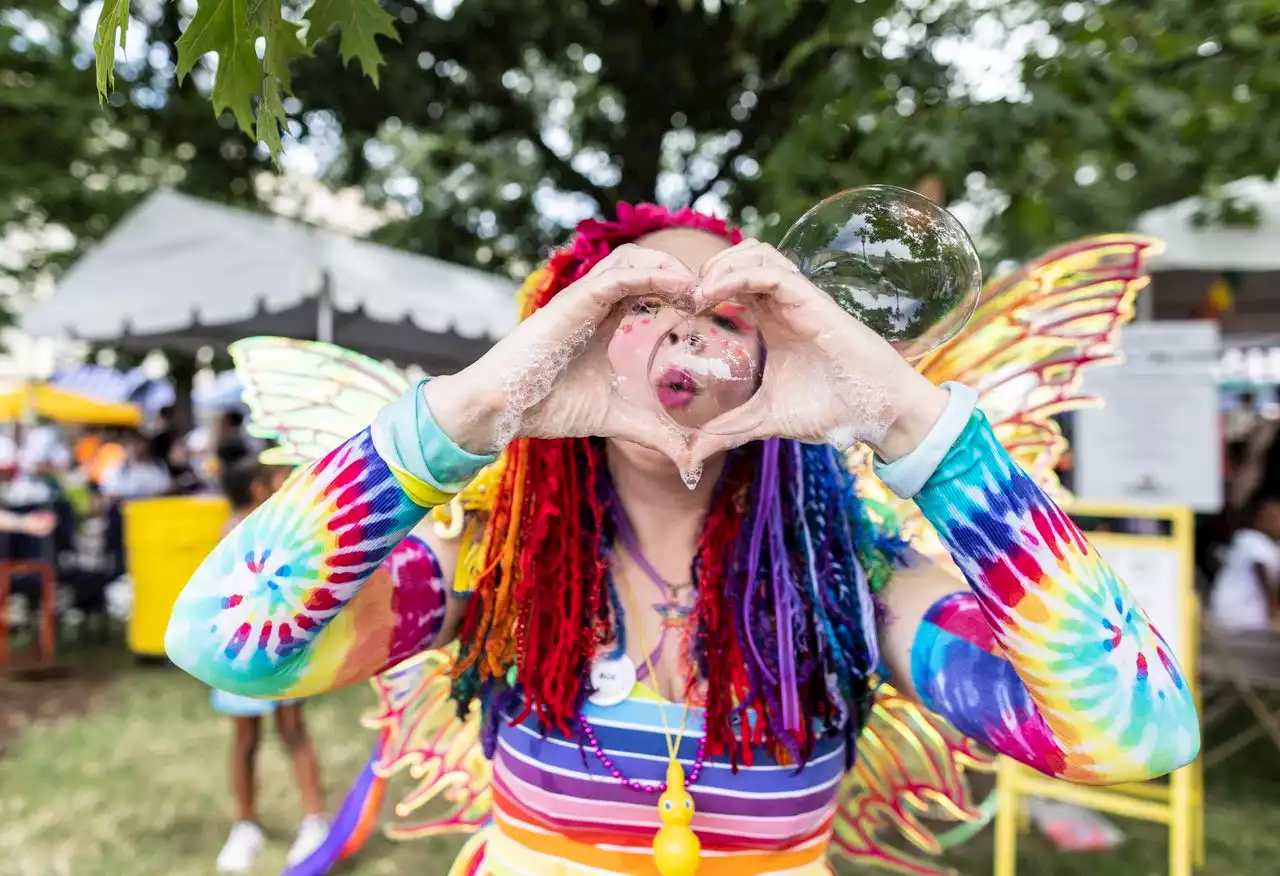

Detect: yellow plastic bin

[124,494,231,657]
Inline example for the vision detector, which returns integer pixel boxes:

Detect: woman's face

[605,229,764,431]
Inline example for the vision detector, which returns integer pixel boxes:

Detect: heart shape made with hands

[553,186,982,484]
[601,230,915,454]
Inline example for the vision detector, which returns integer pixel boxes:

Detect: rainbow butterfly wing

[282,650,491,876]
[363,648,493,840]
[229,336,412,466]
[227,339,494,875]
[919,234,1157,495]
[835,235,1159,875]
[833,684,997,875]
[847,235,1158,558]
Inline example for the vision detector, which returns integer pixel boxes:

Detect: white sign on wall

[1075,321,1223,512]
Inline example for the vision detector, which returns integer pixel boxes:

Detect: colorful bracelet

[873,381,979,499]
[372,378,497,496]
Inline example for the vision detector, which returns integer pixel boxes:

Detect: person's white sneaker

[286,814,329,866]
[216,821,264,873]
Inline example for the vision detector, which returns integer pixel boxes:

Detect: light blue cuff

[371,379,497,494]
[872,382,979,499]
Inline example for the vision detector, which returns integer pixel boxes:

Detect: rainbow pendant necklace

[614,551,702,876]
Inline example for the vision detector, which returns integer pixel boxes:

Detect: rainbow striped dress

[460,681,843,876]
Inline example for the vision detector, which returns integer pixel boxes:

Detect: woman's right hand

[426,244,696,459]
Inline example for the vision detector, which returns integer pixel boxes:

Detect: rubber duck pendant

[653,761,701,876]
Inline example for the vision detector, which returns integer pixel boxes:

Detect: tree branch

[687,1,837,205]
[467,82,612,207]
[1146,15,1280,74]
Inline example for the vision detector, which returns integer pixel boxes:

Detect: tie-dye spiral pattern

[910,412,1200,785]
[165,428,449,699]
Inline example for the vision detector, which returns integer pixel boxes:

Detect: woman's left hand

[687,239,949,468]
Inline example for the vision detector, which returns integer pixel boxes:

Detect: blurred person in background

[150,403,203,493]
[73,430,101,474]
[85,429,127,490]
[6,420,70,506]
[214,410,255,471]
[1226,391,1259,446]
[211,458,327,873]
[1209,494,1280,631]
[1198,393,1278,586]
[185,420,216,482]
[148,405,178,473]
[1228,413,1279,514]
[165,441,204,494]
[19,419,71,473]
[99,430,170,501]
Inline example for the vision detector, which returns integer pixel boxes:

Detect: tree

[8,0,1280,326]
[1,0,287,317]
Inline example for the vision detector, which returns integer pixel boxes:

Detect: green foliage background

[5,0,1280,324]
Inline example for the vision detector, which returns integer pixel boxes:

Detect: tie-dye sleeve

[908,412,1200,786]
[164,419,468,700]
[165,381,499,698]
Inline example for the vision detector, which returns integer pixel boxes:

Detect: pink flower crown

[563,202,744,282]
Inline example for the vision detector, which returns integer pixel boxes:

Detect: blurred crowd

[1207,392,1280,632]
[0,408,259,505]
[0,408,260,629]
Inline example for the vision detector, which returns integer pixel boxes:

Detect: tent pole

[317,270,334,343]
[1137,279,1155,322]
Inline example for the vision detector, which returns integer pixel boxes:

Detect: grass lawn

[1,645,1277,876]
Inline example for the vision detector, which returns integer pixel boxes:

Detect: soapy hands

[426,239,947,472]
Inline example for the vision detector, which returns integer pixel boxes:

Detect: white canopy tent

[23,190,518,374]
[1133,177,1280,335]
[1135,177,1280,271]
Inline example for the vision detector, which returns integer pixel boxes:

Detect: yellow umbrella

[0,382,143,427]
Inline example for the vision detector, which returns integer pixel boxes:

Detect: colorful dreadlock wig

[449,203,909,771]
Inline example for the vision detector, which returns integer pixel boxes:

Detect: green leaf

[93,0,130,102]
[175,0,261,137]
[257,76,288,162]
[305,0,400,86]
[254,0,309,93]
[252,1,308,161]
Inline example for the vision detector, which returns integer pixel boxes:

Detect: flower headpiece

[517,202,744,317]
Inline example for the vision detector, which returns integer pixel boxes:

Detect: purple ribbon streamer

[769,452,801,735]
[605,481,672,681]
[743,441,776,685]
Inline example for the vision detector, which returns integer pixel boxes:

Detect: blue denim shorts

[210,688,299,717]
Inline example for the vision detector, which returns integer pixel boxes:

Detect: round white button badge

[587,653,637,707]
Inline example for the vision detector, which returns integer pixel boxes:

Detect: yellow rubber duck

[653,761,700,876]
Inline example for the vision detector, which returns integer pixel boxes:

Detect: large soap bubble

[779,185,982,361]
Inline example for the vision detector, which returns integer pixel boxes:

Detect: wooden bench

[1198,621,1280,767]
[0,560,57,670]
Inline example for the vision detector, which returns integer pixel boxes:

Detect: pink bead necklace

[578,710,708,793]
[579,536,707,794]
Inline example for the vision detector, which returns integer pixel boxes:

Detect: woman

[166,205,1199,876]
